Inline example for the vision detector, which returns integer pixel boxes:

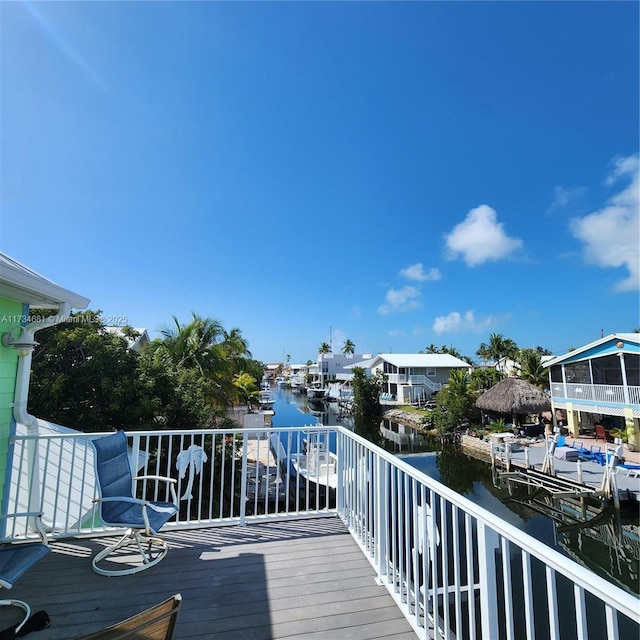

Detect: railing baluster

[8,426,639,640]
[522,549,535,640]
[546,566,560,640]
[477,522,500,640]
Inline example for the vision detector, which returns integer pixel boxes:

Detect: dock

[489,435,640,504]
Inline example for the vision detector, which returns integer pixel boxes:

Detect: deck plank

[1,517,419,639]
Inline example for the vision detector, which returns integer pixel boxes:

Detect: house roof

[369,353,472,369]
[344,357,376,370]
[103,327,150,352]
[0,252,90,310]
[544,333,640,367]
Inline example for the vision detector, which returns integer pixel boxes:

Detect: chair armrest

[133,475,177,484]
[133,476,178,505]
[93,496,148,506]
[0,512,48,545]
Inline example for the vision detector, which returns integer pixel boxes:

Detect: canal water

[270,388,639,597]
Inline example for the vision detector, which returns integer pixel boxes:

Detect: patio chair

[595,425,608,442]
[0,513,50,636]
[91,431,179,576]
[73,594,181,639]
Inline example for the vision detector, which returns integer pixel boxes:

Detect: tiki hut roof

[475,377,551,414]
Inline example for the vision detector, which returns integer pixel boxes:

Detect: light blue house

[545,333,640,449]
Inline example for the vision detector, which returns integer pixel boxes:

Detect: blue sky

[2,1,638,365]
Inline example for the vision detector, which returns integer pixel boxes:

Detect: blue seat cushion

[0,543,50,589]
[101,501,178,534]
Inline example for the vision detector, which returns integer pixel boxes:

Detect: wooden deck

[2,517,419,639]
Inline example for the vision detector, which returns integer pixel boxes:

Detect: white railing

[7,426,337,539]
[385,374,442,393]
[7,426,639,639]
[554,383,640,406]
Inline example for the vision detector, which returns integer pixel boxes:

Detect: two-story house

[367,353,473,404]
[545,333,639,449]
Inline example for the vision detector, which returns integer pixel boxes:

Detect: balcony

[5,426,639,639]
[550,382,640,411]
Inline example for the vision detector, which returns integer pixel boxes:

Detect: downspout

[10,304,71,516]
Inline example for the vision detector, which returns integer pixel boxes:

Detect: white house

[307,352,373,385]
[368,353,473,404]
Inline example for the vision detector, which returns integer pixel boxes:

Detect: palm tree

[476,333,518,364]
[447,369,470,396]
[152,313,225,376]
[517,350,548,389]
[318,342,331,354]
[342,339,355,355]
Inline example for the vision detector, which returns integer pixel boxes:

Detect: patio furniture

[0,513,50,636]
[595,425,608,442]
[91,431,179,576]
[73,594,181,639]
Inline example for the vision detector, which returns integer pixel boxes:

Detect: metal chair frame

[0,512,50,634]
[91,431,178,577]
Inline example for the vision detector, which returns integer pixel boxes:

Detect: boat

[275,376,286,388]
[306,383,328,400]
[259,389,275,409]
[268,432,337,507]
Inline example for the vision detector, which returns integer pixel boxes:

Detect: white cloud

[399,263,441,282]
[445,204,523,266]
[377,285,422,315]
[570,153,639,292]
[432,310,494,334]
[548,186,586,211]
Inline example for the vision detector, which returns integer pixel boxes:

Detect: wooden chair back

[73,594,181,640]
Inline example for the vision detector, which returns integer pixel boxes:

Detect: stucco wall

[0,298,23,510]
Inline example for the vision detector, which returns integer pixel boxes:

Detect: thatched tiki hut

[475,377,551,429]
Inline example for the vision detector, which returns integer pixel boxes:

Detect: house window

[426,368,436,377]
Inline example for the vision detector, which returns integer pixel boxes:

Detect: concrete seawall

[383,408,492,460]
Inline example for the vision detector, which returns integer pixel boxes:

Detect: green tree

[470,367,505,392]
[476,333,518,363]
[341,339,355,355]
[351,368,386,417]
[318,342,331,354]
[29,311,158,431]
[516,349,548,389]
[232,372,260,409]
[429,369,480,441]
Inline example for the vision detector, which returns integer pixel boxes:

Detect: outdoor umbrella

[475,377,551,427]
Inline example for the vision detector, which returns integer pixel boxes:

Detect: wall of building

[0,298,23,510]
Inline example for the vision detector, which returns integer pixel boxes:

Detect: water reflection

[269,390,639,596]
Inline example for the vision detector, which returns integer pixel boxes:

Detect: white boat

[269,433,337,506]
[259,389,275,409]
[306,383,328,400]
[275,376,286,388]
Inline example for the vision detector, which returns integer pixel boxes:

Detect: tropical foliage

[351,367,386,417]
[515,348,549,389]
[476,333,518,363]
[341,339,355,355]
[29,310,262,432]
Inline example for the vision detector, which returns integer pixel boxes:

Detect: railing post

[375,454,388,580]
[336,430,344,513]
[239,434,248,526]
[477,521,500,640]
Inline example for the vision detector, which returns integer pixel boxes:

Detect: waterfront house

[307,351,373,386]
[1,255,637,637]
[545,333,640,449]
[0,253,89,520]
[367,353,473,404]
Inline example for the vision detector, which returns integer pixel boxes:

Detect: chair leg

[92,530,169,577]
[0,598,30,634]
